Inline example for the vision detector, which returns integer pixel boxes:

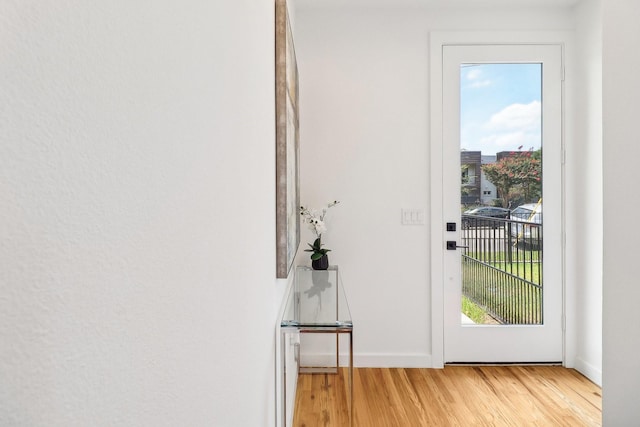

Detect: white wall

[568,0,602,385]
[295,4,575,367]
[0,1,284,426]
[602,0,640,423]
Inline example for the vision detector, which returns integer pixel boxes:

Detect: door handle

[446,241,469,250]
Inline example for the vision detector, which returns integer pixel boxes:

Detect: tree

[461,164,471,196]
[482,149,541,208]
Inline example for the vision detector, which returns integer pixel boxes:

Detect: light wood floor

[293,366,601,426]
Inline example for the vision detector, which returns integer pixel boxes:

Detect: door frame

[429,31,572,368]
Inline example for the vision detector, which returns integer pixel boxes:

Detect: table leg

[349,330,353,426]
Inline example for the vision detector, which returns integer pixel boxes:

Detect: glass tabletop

[281,266,352,328]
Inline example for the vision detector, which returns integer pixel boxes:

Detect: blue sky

[460,63,542,156]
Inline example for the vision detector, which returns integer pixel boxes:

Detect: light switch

[401,208,425,225]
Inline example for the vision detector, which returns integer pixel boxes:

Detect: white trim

[429,31,445,368]
[300,352,432,368]
[575,358,602,387]
[429,30,572,368]
[275,275,296,427]
[357,353,433,368]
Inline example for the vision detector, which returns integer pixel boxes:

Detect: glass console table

[280,266,353,426]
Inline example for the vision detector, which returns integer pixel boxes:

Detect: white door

[442,44,563,363]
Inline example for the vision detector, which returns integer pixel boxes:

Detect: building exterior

[461,151,481,205]
[481,155,498,205]
[460,151,499,206]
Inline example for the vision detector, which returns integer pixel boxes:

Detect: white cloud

[480,131,541,148]
[469,80,492,88]
[475,100,542,153]
[467,68,482,80]
[486,100,541,131]
[465,68,492,88]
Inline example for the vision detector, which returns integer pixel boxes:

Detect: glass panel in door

[459,63,543,326]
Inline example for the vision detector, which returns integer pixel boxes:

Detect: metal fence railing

[460,214,543,325]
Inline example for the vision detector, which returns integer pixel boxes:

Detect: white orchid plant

[300,200,340,261]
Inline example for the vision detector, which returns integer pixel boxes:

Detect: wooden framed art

[275,0,300,278]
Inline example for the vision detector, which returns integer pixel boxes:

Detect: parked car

[461,206,511,228]
[509,203,542,246]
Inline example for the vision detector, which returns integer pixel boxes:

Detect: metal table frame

[280,266,353,426]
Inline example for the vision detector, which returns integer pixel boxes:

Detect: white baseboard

[300,353,339,367]
[300,352,434,368]
[355,353,433,368]
[574,357,602,387]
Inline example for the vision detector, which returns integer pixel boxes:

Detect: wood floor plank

[404,369,448,425]
[293,366,601,426]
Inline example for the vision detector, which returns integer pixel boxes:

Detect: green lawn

[466,249,540,262]
[491,261,541,285]
[462,257,543,325]
[462,296,488,324]
[465,250,542,285]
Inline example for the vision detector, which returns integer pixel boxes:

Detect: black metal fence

[460,214,543,325]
